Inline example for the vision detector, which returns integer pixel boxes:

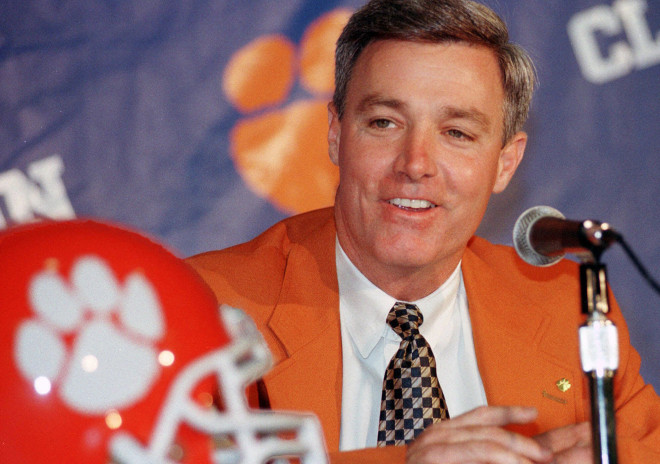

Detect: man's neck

[338,242,464,302]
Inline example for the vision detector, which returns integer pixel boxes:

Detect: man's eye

[371,119,393,129]
[447,129,469,140]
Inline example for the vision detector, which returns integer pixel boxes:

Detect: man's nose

[395,125,439,180]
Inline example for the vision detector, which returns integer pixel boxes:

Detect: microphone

[513,206,621,266]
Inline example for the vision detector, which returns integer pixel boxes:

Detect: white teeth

[389,198,435,209]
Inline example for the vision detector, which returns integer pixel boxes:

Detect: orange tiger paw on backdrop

[223,9,351,214]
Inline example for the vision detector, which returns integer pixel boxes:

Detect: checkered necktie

[377,302,449,446]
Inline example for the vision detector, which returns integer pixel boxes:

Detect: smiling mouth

[388,198,437,211]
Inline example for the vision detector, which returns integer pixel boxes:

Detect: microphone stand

[578,259,618,464]
[515,210,626,463]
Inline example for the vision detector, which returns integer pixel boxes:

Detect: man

[187,0,660,462]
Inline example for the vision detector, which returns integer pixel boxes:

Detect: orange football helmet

[0,219,327,463]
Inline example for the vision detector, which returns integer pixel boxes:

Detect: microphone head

[513,205,565,267]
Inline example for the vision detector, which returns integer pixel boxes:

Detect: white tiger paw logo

[14,255,165,414]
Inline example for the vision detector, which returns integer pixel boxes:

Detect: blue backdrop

[1,0,658,391]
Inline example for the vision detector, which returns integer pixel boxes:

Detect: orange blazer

[187,208,660,463]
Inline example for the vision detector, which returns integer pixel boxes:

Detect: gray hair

[333,0,537,143]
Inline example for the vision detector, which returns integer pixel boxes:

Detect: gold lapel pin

[556,378,571,392]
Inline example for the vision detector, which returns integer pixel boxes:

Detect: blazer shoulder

[185,207,335,310]
[466,235,581,293]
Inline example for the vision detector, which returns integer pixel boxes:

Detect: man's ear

[327,102,340,166]
[493,131,527,193]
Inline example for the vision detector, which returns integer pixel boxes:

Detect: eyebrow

[356,94,403,113]
[356,94,493,132]
[440,106,492,132]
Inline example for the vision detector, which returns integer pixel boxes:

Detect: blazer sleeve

[608,290,660,461]
[329,446,406,464]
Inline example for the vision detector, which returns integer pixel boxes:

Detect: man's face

[328,39,527,298]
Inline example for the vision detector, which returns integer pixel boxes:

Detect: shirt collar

[336,239,462,359]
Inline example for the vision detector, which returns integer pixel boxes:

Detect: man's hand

[406,406,553,464]
[533,421,593,463]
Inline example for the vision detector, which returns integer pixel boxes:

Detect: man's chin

[375,248,442,270]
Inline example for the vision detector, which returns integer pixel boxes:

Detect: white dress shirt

[336,241,487,450]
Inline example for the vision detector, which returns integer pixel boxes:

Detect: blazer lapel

[262,214,343,451]
[462,243,585,434]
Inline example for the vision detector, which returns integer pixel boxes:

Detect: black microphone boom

[513,206,621,266]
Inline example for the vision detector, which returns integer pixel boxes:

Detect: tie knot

[387,302,423,338]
